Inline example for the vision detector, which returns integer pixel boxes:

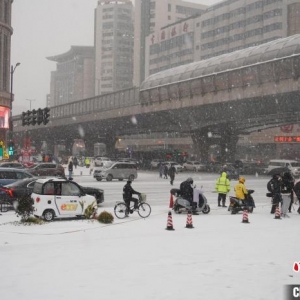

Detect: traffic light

[37,108,43,125]
[22,111,27,126]
[27,110,32,125]
[43,107,50,125]
[8,141,14,156]
[32,109,37,125]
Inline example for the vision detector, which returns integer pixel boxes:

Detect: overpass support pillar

[219,126,238,163]
[191,130,210,162]
[105,134,117,157]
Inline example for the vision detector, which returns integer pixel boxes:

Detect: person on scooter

[215,172,231,207]
[234,177,248,205]
[180,177,197,214]
[281,171,294,213]
[123,180,141,217]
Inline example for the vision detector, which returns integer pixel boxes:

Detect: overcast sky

[11,0,220,116]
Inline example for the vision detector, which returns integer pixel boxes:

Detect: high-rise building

[47,46,95,107]
[134,0,207,86]
[197,0,300,60]
[0,0,13,141]
[95,0,134,95]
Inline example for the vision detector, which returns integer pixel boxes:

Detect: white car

[150,159,163,168]
[163,161,183,172]
[94,156,111,167]
[32,178,97,221]
[183,161,205,172]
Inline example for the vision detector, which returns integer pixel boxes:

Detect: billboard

[0,106,10,129]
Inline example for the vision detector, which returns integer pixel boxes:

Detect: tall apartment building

[95,0,134,95]
[0,0,13,125]
[134,0,207,87]
[146,0,300,77]
[47,46,95,107]
[196,0,300,60]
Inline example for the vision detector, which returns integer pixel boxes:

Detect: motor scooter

[171,188,210,214]
[228,190,255,214]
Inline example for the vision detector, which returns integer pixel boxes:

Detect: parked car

[242,162,267,175]
[0,167,34,186]
[0,162,25,169]
[265,159,300,177]
[26,163,65,177]
[94,157,111,167]
[162,161,184,172]
[0,177,104,207]
[32,178,99,221]
[94,162,137,181]
[150,159,164,169]
[183,161,205,172]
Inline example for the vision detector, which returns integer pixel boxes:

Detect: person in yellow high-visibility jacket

[215,172,231,207]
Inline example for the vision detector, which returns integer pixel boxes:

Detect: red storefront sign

[274,136,300,143]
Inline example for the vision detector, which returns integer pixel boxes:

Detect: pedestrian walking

[164,164,168,179]
[68,157,73,180]
[73,156,78,169]
[215,172,231,207]
[159,163,163,178]
[169,165,177,185]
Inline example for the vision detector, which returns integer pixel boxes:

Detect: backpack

[267,179,274,193]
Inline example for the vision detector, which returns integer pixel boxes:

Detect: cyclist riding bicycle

[123,180,141,216]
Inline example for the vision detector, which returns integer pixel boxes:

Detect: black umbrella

[267,167,290,176]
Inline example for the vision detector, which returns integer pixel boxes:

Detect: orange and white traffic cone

[242,209,250,223]
[185,211,194,229]
[166,211,175,231]
[274,206,282,219]
[169,194,174,209]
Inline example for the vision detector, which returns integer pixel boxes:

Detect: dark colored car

[0,167,34,186]
[0,177,104,206]
[0,162,25,169]
[27,163,65,177]
[242,162,267,175]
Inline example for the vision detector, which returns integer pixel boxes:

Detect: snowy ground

[0,167,299,300]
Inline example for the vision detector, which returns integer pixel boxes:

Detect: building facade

[94,0,134,95]
[47,46,95,107]
[134,0,207,86]
[0,0,13,143]
[196,0,300,60]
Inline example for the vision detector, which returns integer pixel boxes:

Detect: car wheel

[118,179,124,181]
[96,177,102,181]
[128,175,135,181]
[43,209,55,221]
[106,174,113,181]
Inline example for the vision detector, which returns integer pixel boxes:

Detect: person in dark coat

[123,180,141,216]
[163,164,168,179]
[169,165,177,185]
[73,156,78,169]
[268,174,283,214]
[180,177,197,214]
[281,171,295,213]
[68,157,73,180]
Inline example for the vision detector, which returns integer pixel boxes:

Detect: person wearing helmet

[180,177,197,214]
[234,177,248,200]
[123,180,141,217]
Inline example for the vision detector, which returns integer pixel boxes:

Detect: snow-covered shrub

[97,211,114,224]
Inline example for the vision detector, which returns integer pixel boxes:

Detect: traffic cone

[166,211,175,230]
[274,206,282,219]
[169,194,174,208]
[185,211,194,229]
[242,209,250,223]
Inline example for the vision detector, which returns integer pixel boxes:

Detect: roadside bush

[97,211,114,224]
[21,216,44,225]
[84,201,97,219]
[15,195,34,220]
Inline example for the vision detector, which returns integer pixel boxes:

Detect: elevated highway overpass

[13,34,300,161]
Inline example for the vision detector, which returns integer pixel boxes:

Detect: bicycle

[114,193,151,219]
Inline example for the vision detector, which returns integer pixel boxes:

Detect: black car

[0,177,104,206]
[0,162,25,169]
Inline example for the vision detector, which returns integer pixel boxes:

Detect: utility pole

[26,99,36,110]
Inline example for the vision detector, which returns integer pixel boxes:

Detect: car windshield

[291,162,300,167]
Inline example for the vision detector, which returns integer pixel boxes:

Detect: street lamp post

[9,62,21,136]
[26,99,36,110]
